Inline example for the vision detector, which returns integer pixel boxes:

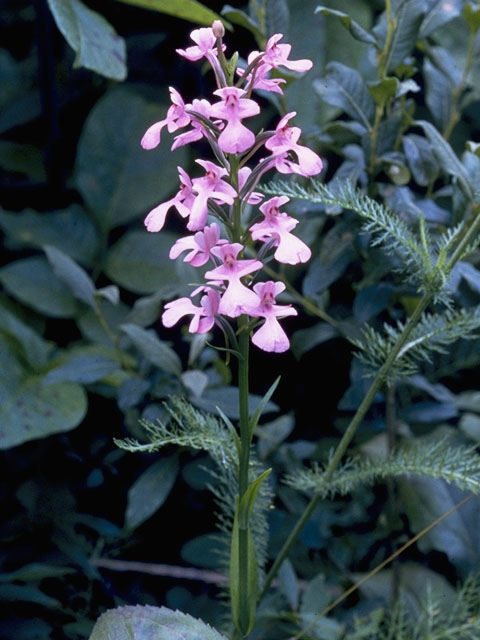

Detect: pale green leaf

[315,6,376,45]
[114,0,226,26]
[47,0,126,80]
[121,323,182,376]
[88,605,229,640]
[44,245,96,307]
[125,455,179,530]
[75,88,188,230]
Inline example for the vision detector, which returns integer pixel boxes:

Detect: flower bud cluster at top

[141,22,323,353]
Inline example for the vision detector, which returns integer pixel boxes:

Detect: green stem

[260,291,432,600]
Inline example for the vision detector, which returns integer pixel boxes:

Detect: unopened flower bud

[212,20,225,39]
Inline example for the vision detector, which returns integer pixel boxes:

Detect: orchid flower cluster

[141,22,323,353]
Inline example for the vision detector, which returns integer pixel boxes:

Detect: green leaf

[464,1,480,33]
[0,300,52,370]
[367,77,399,105]
[0,205,99,266]
[221,6,264,42]
[192,386,278,420]
[229,513,258,636]
[0,563,75,582]
[291,322,339,359]
[75,88,188,230]
[0,336,87,449]
[423,58,453,132]
[114,0,226,27]
[44,245,96,307]
[105,230,185,295]
[256,413,294,459]
[0,584,60,608]
[181,370,208,397]
[315,6,376,45]
[0,257,79,318]
[402,134,439,187]
[89,605,229,640]
[374,0,424,72]
[314,61,375,129]
[121,323,182,376]
[46,0,126,80]
[248,376,280,439]
[278,559,299,611]
[416,120,474,200]
[125,455,179,530]
[44,346,120,385]
[420,0,462,37]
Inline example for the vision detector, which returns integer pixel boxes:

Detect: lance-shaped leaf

[47,0,126,80]
[121,323,182,377]
[315,6,377,45]
[114,0,227,27]
[44,245,96,307]
[314,62,375,130]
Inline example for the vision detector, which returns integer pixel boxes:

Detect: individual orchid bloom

[209,87,260,154]
[162,288,220,334]
[205,243,262,317]
[169,222,227,267]
[250,196,311,265]
[176,27,221,62]
[141,87,190,150]
[265,112,323,177]
[144,167,194,232]
[171,98,214,151]
[188,160,237,231]
[262,34,313,73]
[237,51,287,95]
[243,281,297,353]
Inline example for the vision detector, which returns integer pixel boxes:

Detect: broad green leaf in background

[402,134,439,187]
[0,141,46,182]
[192,386,279,420]
[314,61,375,130]
[114,0,226,27]
[373,0,424,72]
[416,119,474,200]
[0,336,87,449]
[420,0,463,38]
[75,88,187,231]
[121,323,182,376]
[0,300,52,370]
[0,205,99,266]
[43,345,121,385]
[89,605,229,640]
[124,454,179,530]
[46,0,127,80]
[44,245,96,307]
[315,6,376,44]
[423,59,454,132]
[0,257,79,318]
[105,230,185,295]
[221,5,264,43]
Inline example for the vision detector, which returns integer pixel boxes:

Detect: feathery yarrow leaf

[352,307,480,381]
[114,396,238,469]
[285,436,480,498]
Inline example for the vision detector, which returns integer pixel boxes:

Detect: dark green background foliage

[2,0,480,638]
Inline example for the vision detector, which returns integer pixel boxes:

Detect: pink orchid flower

[188,160,237,231]
[144,167,194,232]
[265,112,323,177]
[263,34,313,73]
[176,27,222,62]
[250,196,311,264]
[171,98,214,151]
[237,51,287,95]
[162,288,220,334]
[169,222,227,267]
[205,243,262,317]
[243,281,297,352]
[209,87,260,153]
[141,87,190,150]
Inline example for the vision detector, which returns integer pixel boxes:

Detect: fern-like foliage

[347,573,480,639]
[285,436,480,498]
[261,179,432,287]
[115,396,238,468]
[352,307,480,381]
[115,397,272,583]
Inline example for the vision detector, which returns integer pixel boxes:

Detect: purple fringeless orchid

[141,24,323,352]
